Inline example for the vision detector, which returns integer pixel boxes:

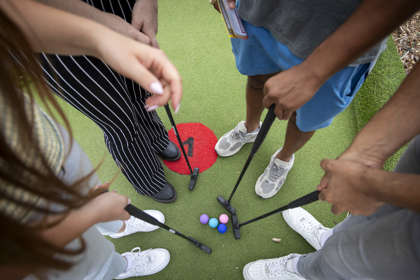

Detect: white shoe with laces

[107,210,165,239]
[282,207,331,250]
[114,247,170,279]
[243,254,305,280]
[215,121,261,157]
[255,148,294,198]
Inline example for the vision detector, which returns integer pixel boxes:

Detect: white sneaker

[282,207,330,250]
[114,247,170,279]
[108,210,165,239]
[243,254,305,280]
[255,148,294,198]
[215,121,261,157]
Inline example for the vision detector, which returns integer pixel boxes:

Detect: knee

[247,75,270,90]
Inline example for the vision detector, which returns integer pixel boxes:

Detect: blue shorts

[231,19,371,132]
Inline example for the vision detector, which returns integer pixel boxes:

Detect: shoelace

[269,163,286,181]
[231,127,245,140]
[130,247,153,271]
[298,217,323,246]
[266,257,289,277]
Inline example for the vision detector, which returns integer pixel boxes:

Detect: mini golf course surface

[58,1,406,279]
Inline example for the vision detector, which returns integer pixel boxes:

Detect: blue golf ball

[208,218,219,228]
[217,223,227,234]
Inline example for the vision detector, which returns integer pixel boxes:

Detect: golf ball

[217,223,227,234]
[208,218,219,228]
[219,213,229,224]
[200,214,209,224]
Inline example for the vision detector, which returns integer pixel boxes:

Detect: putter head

[217,196,236,215]
[217,196,240,239]
[188,168,200,191]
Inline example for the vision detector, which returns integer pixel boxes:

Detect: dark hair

[0,5,93,275]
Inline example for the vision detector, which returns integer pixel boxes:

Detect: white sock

[319,228,333,247]
[247,127,259,133]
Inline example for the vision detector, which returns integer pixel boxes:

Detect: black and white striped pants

[41,0,169,196]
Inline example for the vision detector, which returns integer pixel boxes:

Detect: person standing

[212,0,387,199]
[0,0,182,278]
[39,0,181,203]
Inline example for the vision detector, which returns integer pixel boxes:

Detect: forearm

[36,0,105,22]
[363,167,420,212]
[0,0,107,56]
[345,63,420,167]
[41,202,101,247]
[302,0,419,82]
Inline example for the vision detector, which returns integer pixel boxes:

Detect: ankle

[276,151,293,162]
[118,222,126,233]
[245,122,259,133]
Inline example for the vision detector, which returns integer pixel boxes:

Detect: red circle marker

[163,123,218,175]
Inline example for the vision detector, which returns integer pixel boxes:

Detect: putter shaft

[164,105,193,173]
[227,105,276,203]
[239,190,320,228]
[124,204,212,254]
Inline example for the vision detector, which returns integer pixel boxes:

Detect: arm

[132,0,159,48]
[319,63,420,215]
[263,0,420,120]
[1,0,181,110]
[36,0,152,44]
[341,63,420,168]
[41,191,130,247]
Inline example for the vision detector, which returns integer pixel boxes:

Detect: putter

[164,104,199,191]
[217,104,276,239]
[239,190,320,230]
[125,204,212,254]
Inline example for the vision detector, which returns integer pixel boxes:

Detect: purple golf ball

[217,223,228,234]
[200,214,209,224]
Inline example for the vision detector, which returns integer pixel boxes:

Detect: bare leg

[118,222,126,233]
[245,74,276,132]
[277,113,315,162]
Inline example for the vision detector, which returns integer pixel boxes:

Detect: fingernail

[128,198,131,204]
[150,82,163,95]
[146,105,159,111]
[175,104,181,114]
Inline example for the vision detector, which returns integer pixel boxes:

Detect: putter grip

[124,204,167,229]
[186,235,212,254]
[287,190,320,209]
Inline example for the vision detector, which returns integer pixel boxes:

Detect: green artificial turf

[57,1,406,279]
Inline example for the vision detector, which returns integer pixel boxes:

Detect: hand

[94,29,182,111]
[132,0,159,48]
[262,64,323,120]
[96,12,151,45]
[211,0,236,13]
[318,158,383,216]
[87,183,130,222]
